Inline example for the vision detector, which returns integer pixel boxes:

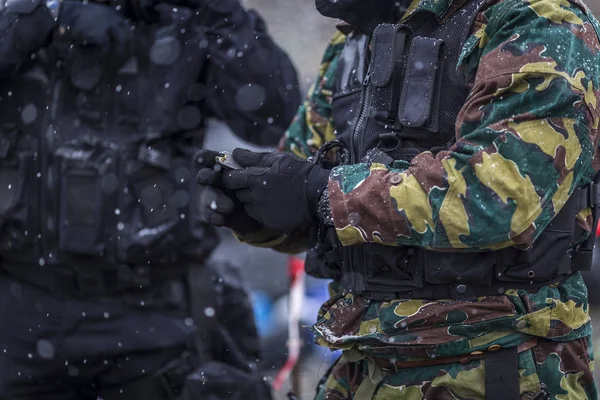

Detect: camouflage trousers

[315,336,598,400]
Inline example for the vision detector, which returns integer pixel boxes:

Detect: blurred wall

[245,0,335,89]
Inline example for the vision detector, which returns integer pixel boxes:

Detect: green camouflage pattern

[328,0,600,250]
[312,274,590,357]
[280,31,346,159]
[315,335,596,399]
[276,0,600,398]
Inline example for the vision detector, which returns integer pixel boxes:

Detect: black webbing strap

[576,183,600,211]
[485,346,520,400]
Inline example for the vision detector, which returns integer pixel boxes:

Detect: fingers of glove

[202,188,236,215]
[203,209,226,227]
[221,168,251,190]
[196,168,224,187]
[196,149,221,168]
[243,204,259,223]
[234,189,253,204]
[231,148,267,168]
[222,167,270,190]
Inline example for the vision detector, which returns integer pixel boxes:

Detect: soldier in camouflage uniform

[197,0,600,398]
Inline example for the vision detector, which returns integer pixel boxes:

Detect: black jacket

[0,0,300,266]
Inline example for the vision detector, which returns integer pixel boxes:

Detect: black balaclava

[315,0,403,35]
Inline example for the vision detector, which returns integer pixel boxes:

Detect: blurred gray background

[204,1,600,399]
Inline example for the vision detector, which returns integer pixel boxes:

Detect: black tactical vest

[306,0,600,301]
[0,6,218,270]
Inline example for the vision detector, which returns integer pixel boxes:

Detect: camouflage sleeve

[280,31,347,158]
[329,0,600,250]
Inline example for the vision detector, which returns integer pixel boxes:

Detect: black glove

[196,149,263,235]
[59,1,133,59]
[221,149,330,232]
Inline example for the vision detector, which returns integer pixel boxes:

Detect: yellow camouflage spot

[516,307,551,337]
[553,171,574,216]
[556,371,587,400]
[402,0,423,22]
[468,331,513,348]
[474,24,490,49]
[336,225,368,246]
[508,118,581,215]
[375,384,424,400]
[508,119,582,170]
[577,207,592,221]
[551,299,589,330]
[290,144,306,159]
[439,158,470,248]
[431,362,485,399]
[370,163,389,172]
[528,0,584,25]
[358,319,383,336]
[392,300,430,319]
[474,152,542,236]
[494,72,530,96]
[315,336,353,350]
[517,298,588,337]
[519,368,542,395]
[390,174,435,235]
[520,61,596,111]
[330,30,347,46]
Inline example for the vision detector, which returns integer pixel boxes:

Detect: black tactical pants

[0,270,195,400]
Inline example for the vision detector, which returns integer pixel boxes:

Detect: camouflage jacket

[277,0,600,359]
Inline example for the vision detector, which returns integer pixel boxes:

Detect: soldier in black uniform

[0,0,300,398]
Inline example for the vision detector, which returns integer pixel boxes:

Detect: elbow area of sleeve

[438,118,594,250]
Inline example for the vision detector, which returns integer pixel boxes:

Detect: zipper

[349,36,374,164]
[345,38,376,290]
[39,50,63,262]
[351,73,372,164]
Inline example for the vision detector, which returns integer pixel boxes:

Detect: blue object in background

[251,290,274,337]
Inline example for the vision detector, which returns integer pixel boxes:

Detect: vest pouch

[305,228,342,279]
[362,244,423,290]
[423,250,493,284]
[55,141,118,256]
[118,146,190,264]
[0,132,36,253]
[495,229,572,282]
[398,37,444,132]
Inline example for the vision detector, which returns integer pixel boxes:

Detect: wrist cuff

[307,166,330,221]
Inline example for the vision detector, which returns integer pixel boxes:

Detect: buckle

[75,269,106,296]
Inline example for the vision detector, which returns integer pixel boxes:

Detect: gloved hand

[59,1,133,59]
[196,149,263,235]
[221,149,330,232]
